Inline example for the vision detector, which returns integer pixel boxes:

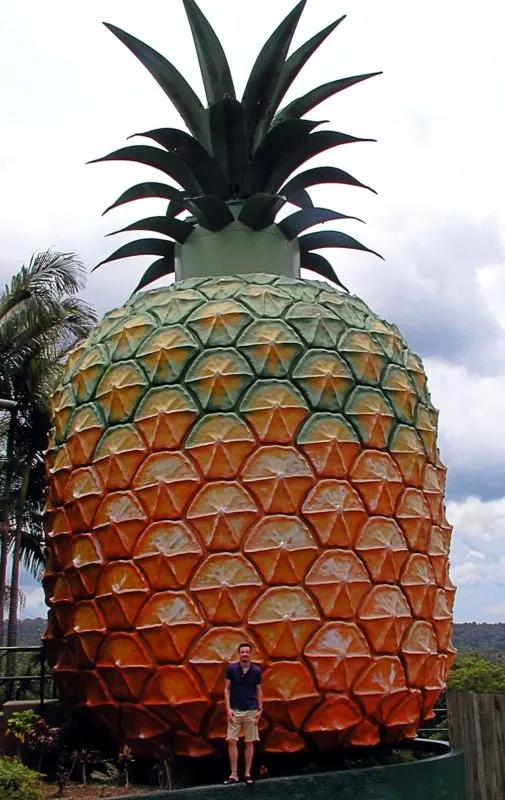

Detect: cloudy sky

[2,0,504,622]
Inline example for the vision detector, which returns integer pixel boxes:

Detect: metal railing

[418,705,448,739]
[0,645,54,707]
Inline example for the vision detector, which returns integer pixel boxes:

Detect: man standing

[223,643,262,785]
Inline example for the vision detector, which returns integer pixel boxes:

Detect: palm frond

[20,529,45,581]
[0,250,95,560]
[26,250,86,295]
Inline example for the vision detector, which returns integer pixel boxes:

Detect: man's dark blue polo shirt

[225,662,262,711]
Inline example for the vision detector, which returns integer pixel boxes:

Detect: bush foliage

[0,756,43,800]
[447,653,505,693]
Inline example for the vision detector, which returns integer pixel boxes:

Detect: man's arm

[224,677,234,722]
[256,681,263,720]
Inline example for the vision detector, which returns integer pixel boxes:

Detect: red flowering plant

[27,717,61,772]
[7,710,60,772]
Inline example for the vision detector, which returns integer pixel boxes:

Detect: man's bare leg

[227,740,239,780]
[245,741,255,778]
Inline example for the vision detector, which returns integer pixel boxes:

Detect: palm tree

[0,250,96,657]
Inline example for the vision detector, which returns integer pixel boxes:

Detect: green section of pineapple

[61,276,429,432]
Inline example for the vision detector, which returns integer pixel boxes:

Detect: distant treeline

[452,622,505,653]
[16,617,46,646]
[14,618,505,651]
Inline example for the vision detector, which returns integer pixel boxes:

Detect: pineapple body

[43,274,455,756]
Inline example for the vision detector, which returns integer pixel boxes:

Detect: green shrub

[6,710,40,744]
[447,653,505,693]
[0,756,43,800]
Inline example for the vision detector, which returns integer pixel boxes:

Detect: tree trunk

[6,462,30,676]
[0,410,15,648]
[0,520,8,648]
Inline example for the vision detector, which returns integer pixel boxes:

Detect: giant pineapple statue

[43,0,455,756]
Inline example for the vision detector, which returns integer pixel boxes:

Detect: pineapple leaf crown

[92,0,383,293]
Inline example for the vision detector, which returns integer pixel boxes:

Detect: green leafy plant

[6,710,39,758]
[0,756,43,800]
[90,761,120,785]
[6,710,60,770]
[447,653,505,693]
[117,745,134,789]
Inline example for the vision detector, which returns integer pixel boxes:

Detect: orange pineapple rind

[44,276,453,754]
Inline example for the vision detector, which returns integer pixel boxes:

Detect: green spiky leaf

[182,0,235,104]
[208,98,247,196]
[131,128,230,197]
[166,198,187,219]
[94,238,174,270]
[243,118,322,195]
[268,131,375,193]
[103,23,208,144]
[258,15,346,139]
[238,194,286,230]
[97,5,382,282]
[299,230,383,259]
[289,190,314,209]
[242,0,306,150]
[106,215,194,244]
[89,145,203,195]
[185,195,234,231]
[276,72,382,124]
[281,166,377,199]
[279,207,362,240]
[300,249,349,291]
[103,182,185,215]
[132,251,176,293]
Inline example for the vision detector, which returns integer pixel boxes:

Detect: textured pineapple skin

[43,274,455,756]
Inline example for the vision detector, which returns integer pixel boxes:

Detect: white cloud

[425,362,505,500]
[452,560,505,587]
[478,264,505,330]
[20,587,47,620]
[447,497,505,546]
[351,217,505,374]
[447,497,505,620]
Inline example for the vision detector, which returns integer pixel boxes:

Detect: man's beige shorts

[226,710,260,742]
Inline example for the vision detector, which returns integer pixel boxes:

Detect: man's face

[239,647,251,664]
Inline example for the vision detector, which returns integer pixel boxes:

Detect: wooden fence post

[447,689,505,800]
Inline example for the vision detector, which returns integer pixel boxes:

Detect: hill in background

[14,618,505,651]
[451,622,505,653]
[17,617,47,646]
